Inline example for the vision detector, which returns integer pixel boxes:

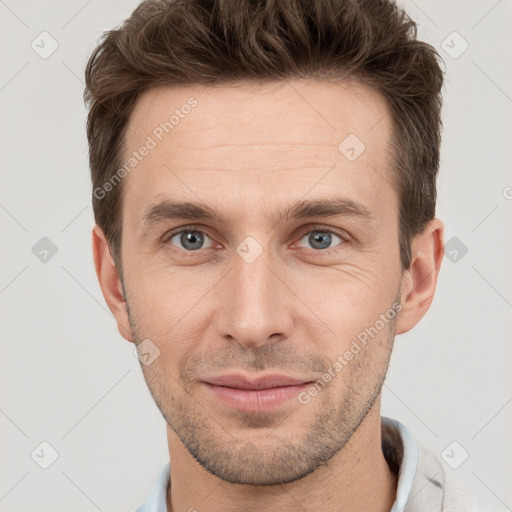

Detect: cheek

[127,267,214,363]
[128,256,190,309]
[290,260,397,330]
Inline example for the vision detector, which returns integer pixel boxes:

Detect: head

[87,0,445,485]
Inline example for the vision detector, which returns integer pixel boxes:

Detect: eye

[297,228,346,251]
[166,229,215,251]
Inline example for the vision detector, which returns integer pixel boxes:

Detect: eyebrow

[142,196,374,227]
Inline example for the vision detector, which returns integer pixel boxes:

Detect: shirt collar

[383,417,420,512]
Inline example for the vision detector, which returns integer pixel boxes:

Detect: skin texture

[92,79,444,512]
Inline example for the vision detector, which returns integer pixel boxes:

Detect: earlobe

[395,218,444,335]
[92,225,134,343]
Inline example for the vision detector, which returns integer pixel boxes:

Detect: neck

[166,403,398,512]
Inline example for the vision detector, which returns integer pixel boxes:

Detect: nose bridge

[218,243,288,348]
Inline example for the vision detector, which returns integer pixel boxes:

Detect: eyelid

[161,224,216,245]
[294,224,351,242]
[290,224,351,253]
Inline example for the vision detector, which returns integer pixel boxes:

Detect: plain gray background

[1,0,511,510]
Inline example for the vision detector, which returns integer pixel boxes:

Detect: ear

[92,225,134,343]
[395,218,444,335]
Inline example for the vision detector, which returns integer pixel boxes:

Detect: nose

[216,244,292,349]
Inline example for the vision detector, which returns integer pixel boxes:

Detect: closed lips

[203,374,313,390]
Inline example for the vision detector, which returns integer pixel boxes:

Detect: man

[85,0,480,510]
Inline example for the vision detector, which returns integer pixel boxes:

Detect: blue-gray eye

[169,230,214,251]
[299,230,343,250]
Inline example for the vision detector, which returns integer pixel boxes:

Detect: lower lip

[203,382,311,413]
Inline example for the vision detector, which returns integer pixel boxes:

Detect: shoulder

[407,445,481,512]
[382,417,481,512]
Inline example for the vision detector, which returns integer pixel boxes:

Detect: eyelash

[161,224,350,255]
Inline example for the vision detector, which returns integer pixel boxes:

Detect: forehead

[121,79,396,227]
[125,79,392,155]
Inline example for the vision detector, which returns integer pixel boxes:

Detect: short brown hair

[84,0,444,272]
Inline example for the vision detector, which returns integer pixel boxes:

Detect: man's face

[120,79,406,485]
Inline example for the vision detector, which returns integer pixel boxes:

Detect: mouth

[201,373,314,413]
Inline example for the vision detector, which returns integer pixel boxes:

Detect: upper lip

[203,373,313,390]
